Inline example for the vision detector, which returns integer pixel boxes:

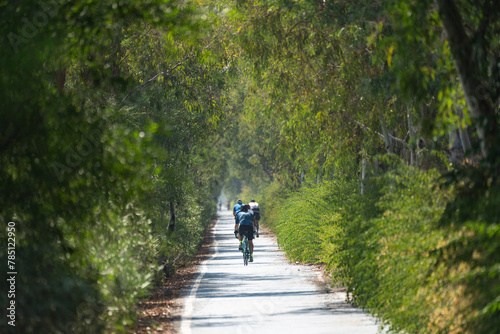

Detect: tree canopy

[1,0,499,333]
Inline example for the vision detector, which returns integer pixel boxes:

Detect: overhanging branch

[119,42,213,107]
[347,117,409,149]
[119,58,190,107]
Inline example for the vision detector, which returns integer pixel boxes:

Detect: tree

[0,1,232,332]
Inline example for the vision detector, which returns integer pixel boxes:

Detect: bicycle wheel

[242,236,249,266]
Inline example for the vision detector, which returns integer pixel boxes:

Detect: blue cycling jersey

[237,211,254,226]
[233,203,242,215]
[233,203,242,224]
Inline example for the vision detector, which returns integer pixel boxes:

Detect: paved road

[180,210,383,334]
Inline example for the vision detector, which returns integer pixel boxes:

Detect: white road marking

[180,219,220,334]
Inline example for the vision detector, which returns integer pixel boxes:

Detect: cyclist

[248,199,260,237]
[236,204,255,262]
[233,199,243,238]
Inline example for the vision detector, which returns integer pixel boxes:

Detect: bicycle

[241,235,250,266]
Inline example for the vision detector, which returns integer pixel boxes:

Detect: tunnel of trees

[1,0,499,333]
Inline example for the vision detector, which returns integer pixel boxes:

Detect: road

[180,210,384,334]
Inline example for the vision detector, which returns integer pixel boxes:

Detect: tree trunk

[407,107,417,166]
[459,127,472,154]
[435,0,498,161]
[168,201,176,232]
[316,155,324,184]
[454,109,472,155]
[111,27,121,79]
[449,129,464,164]
[361,149,367,195]
[57,67,66,94]
[380,116,393,154]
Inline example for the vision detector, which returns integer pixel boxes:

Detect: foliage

[0,1,230,332]
[257,180,288,232]
[271,179,355,265]
[341,166,454,333]
[2,0,500,332]
[437,166,500,333]
[224,1,500,333]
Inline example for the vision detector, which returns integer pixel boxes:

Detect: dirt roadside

[133,218,217,334]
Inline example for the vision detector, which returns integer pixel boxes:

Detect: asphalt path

[180,210,383,334]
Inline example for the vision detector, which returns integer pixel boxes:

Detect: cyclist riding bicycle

[248,199,260,238]
[233,199,243,238]
[235,204,256,262]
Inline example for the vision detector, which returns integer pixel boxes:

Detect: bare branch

[120,58,189,107]
[347,117,409,149]
[119,41,213,107]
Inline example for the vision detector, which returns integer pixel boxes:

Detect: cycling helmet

[250,199,256,202]
[237,199,243,204]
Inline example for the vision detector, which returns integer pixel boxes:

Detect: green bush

[260,178,355,265]
[340,167,453,333]
[435,168,500,334]
[261,165,499,333]
[259,180,289,232]
[0,117,160,333]
[156,192,216,277]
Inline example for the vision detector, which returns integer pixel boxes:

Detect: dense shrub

[342,167,455,333]
[260,165,500,333]
[260,179,355,265]
[258,181,287,232]
[155,187,218,277]
[0,116,160,333]
[276,180,354,264]
[436,168,500,334]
